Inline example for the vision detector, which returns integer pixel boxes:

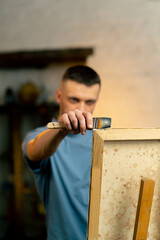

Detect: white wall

[0,0,160,128]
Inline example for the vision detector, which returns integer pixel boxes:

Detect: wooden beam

[0,47,93,68]
[133,178,155,240]
[87,130,104,240]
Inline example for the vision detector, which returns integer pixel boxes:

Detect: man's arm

[26,110,93,162]
[26,129,68,162]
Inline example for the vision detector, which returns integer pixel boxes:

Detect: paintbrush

[47,117,111,130]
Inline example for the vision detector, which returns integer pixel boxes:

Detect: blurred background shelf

[0,103,58,240]
[0,48,93,68]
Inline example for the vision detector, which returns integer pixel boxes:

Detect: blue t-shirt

[22,126,93,240]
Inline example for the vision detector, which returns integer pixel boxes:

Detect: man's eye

[86,100,96,105]
[70,98,79,103]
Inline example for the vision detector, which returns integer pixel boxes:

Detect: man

[22,65,101,240]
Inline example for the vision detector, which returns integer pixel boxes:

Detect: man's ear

[56,89,61,104]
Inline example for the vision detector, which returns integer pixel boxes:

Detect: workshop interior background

[0,0,160,239]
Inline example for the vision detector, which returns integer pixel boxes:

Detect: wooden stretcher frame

[87,128,160,240]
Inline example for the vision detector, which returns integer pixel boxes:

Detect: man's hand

[58,109,93,135]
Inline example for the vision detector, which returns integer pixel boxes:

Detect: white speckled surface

[98,140,160,240]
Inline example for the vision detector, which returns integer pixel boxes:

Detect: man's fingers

[67,111,79,130]
[59,113,72,130]
[82,112,93,129]
[75,110,93,135]
[58,110,93,135]
[74,110,86,135]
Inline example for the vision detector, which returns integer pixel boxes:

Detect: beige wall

[0,0,160,128]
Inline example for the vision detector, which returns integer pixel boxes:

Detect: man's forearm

[26,129,68,161]
[26,109,92,161]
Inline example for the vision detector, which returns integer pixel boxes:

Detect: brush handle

[47,122,93,130]
[47,122,66,129]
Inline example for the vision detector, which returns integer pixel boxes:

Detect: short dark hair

[62,65,101,86]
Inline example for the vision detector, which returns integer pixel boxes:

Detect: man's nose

[77,102,85,112]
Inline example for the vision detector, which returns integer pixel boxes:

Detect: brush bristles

[93,117,111,129]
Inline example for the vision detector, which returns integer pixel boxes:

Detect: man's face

[56,80,100,116]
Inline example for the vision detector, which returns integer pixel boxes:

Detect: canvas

[88,128,160,240]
